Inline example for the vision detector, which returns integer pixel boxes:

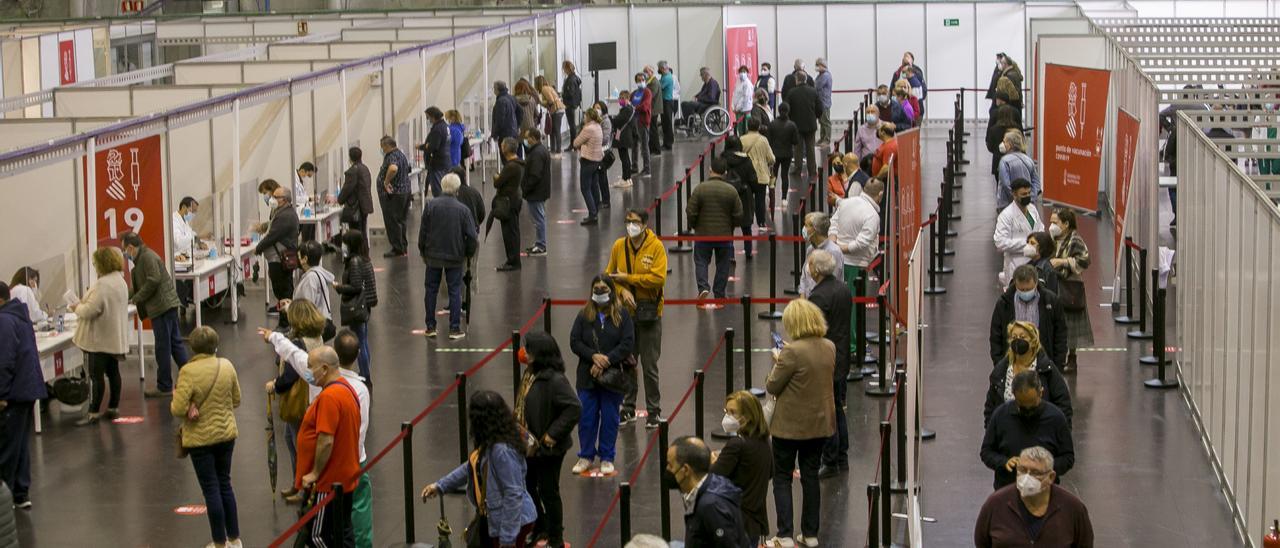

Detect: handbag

[279,342,310,424]
[275,243,301,271]
[176,358,225,459]
[340,203,361,224]
[601,148,617,170]
[491,195,514,222]
[624,240,661,323]
[464,449,492,548]
[49,368,91,406]
[591,322,637,395]
[1058,279,1087,312]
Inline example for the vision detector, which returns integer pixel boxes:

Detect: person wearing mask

[1048,209,1093,372]
[170,326,242,548]
[756,62,777,112]
[492,81,523,155]
[593,100,613,203]
[688,157,744,300]
[658,61,677,151]
[295,345,363,546]
[376,136,413,258]
[995,76,1023,114]
[514,332,582,548]
[741,117,775,230]
[987,92,1022,178]
[802,251,854,478]
[974,446,1094,548]
[985,54,1023,104]
[263,299,326,504]
[710,391,773,544]
[521,129,552,257]
[121,231,189,398]
[731,65,755,135]
[514,79,541,139]
[768,102,800,205]
[293,162,316,209]
[981,371,1074,490]
[723,135,759,257]
[561,61,583,150]
[872,88,905,134]
[665,436,754,548]
[781,59,815,98]
[422,391,538,547]
[891,52,926,102]
[72,248,130,426]
[854,105,883,159]
[569,276,635,477]
[644,66,664,154]
[984,321,1073,430]
[573,107,605,225]
[814,59,833,145]
[766,299,835,548]
[612,90,639,189]
[284,241,336,334]
[825,153,866,207]
[1024,232,1061,297]
[751,89,773,126]
[994,179,1042,287]
[996,130,1039,212]
[491,138,525,272]
[173,196,208,263]
[416,106,450,198]
[630,73,654,176]
[536,75,566,155]
[5,268,45,324]
[445,109,468,168]
[783,75,822,181]
[606,209,669,428]
[419,173,478,341]
[799,213,844,298]
[990,265,1068,370]
[335,230,378,384]
[893,80,917,127]
[829,180,883,359]
[681,67,721,126]
[334,330,373,548]
[338,147,374,239]
[255,185,301,308]
[0,282,47,510]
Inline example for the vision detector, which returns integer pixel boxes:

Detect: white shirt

[829,193,881,268]
[10,284,46,323]
[173,211,198,257]
[268,332,369,461]
[994,202,1042,285]
[293,171,310,205]
[339,368,371,463]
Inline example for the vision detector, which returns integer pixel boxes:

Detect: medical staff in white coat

[993,178,1042,287]
[173,196,207,260]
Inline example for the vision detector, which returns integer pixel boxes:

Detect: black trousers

[307,489,355,548]
[649,115,661,152]
[87,351,121,413]
[619,146,634,181]
[380,192,411,254]
[345,214,368,242]
[0,401,34,503]
[268,261,294,301]
[772,436,825,538]
[795,130,817,180]
[774,157,793,199]
[500,217,521,267]
[565,107,579,149]
[525,453,567,543]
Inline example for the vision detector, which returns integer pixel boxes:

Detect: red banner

[1041,63,1110,212]
[83,135,166,255]
[1112,108,1140,269]
[58,39,76,85]
[893,129,922,312]
[724,25,758,114]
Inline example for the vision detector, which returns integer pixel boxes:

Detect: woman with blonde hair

[73,247,131,425]
[535,75,566,154]
[266,299,326,502]
[983,321,1073,428]
[444,109,467,168]
[765,299,835,547]
[710,390,773,543]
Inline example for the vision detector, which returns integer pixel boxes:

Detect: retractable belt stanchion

[619,482,632,545]
[652,198,663,237]
[671,176,688,253]
[867,484,881,547]
[542,297,552,332]
[924,212,946,295]
[455,372,468,464]
[785,214,803,295]
[1144,274,1178,390]
[712,328,737,439]
[857,271,877,374]
[658,418,671,540]
[845,121,854,154]
[879,421,892,547]
[758,235,783,320]
[1140,266,1171,366]
[401,422,415,544]
[866,292,895,397]
[1127,246,1153,340]
[1114,237,1138,324]
[742,294,764,397]
[694,370,705,438]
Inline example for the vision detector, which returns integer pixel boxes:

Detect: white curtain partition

[1175,111,1280,548]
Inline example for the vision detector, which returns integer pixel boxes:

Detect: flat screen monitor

[588,42,616,72]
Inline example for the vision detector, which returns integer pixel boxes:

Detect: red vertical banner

[83,135,166,255]
[1041,63,1110,212]
[724,25,758,111]
[894,128,922,312]
[1112,109,1140,268]
[58,39,76,85]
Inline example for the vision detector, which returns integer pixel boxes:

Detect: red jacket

[634,88,653,127]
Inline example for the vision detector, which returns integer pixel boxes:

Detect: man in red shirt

[296,346,361,548]
[871,123,899,181]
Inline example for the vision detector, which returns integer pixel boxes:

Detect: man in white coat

[994,178,1043,287]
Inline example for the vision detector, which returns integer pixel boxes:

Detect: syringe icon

[129,148,141,200]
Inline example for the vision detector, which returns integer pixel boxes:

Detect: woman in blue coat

[568,275,634,477]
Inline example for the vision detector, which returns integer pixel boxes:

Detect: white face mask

[800,227,811,240]
[998,142,1008,154]
[1049,224,1063,238]
[591,292,611,305]
[1016,472,1045,497]
[721,413,741,435]
[626,223,643,238]
[866,113,879,125]
[1023,243,1038,258]
[304,366,321,386]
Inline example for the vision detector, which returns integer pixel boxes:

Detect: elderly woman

[73,248,131,425]
[983,321,1073,429]
[711,390,773,544]
[1048,208,1093,372]
[766,299,836,548]
[996,130,1039,211]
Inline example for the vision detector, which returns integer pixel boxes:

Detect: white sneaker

[227,540,244,548]
[767,537,795,548]
[795,535,819,547]
[572,458,593,474]
[620,179,633,188]
[611,178,627,188]
[600,461,616,475]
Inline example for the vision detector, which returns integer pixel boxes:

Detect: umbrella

[266,393,278,494]
[436,496,452,548]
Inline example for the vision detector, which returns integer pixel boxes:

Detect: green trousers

[354,463,373,548]
[844,264,865,355]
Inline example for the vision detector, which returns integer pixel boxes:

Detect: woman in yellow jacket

[171,326,243,548]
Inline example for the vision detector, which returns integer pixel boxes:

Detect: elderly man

[975,446,1094,548]
[418,173,478,340]
[121,231,189,397]
[829,179,883,360]
[377,136,413,258]
[664,436,753,548]
[681,67,721,125]
[800,212,844,298]
[296,346,362,547]
[803,250,856,478]
[981,371,1074,490]
[815,58,833,145]
[990,264,1068,369]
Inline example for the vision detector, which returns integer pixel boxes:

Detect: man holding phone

[605,209,668,428]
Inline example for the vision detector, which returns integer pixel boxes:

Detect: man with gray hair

[799,212,844,298]
[624,534,669,548]
[815,58,833,145]
[377,135,413,257]
[418,173,477,340]
[975,446,1094,547]
[782,58,815,98]
[803,249,856,477]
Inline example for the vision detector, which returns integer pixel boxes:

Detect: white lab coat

[9,284,46,323]
[293,171,310,205]
[993,202,1042,285]
[172,211,198,257]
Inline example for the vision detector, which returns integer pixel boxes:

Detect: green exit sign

[943,18,960,26]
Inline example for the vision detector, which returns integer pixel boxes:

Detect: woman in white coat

[993,178,1042,287]
[73,248,132,425]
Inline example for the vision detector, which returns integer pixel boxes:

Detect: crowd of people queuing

[0,48,1103,548]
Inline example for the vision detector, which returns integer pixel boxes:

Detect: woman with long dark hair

[335,230,377,384]
[568,275,634,477]
[422,391,537,547]
[515,332,581,548]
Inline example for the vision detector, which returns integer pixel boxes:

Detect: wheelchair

[677,104,731,139]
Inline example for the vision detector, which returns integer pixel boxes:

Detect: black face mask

[1017,196,1033,207]
[832,164,844,174]
[662,468,680,490]
[1011,339,1031,355]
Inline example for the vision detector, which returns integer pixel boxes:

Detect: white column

[421,49,429,152]
[339,69,349,199]
[231,99,242,323]
[533,17,540,80]
[483,32,491,135]
[86,138,97,256]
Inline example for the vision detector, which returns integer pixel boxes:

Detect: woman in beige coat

[73,247,131,425]
[765,298,835,548]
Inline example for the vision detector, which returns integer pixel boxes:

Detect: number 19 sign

[83,135,165,254]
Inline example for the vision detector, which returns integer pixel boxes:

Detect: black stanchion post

[759,235,783,320]
[620,482,632,545]
[866,294,895,397]
[1144,280,1178,389]
[699,154,706,182]
[891,370,907,493]
[333,483,346,541]
[741,295,762,396]
[456,372,468,464]
[694,370,705,438]
[879,422,892,546]
[401,422,415,544]
[712,329,737,439]
[1115,238,1138,324]
[511,331,522,401]
[858,271,877,374]
[1128,247,1152,339]
[653,199,663,237]
[658,418,671,540]
[542,297,552,333]
[867,484,881,547]
[924,214,946,295]
[671,178,686,252]
[1140,267,1170,365]
[785,214,802,295]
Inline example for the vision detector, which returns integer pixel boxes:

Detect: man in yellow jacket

[606,209,668,429]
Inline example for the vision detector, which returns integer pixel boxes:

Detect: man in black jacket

[491,81,521,161]
[665,436,753,548]
[804,250,854,478]
[561,62,582,151]
[980,371,1074,490]
[783,75,822,182]
[521,129,551,256]
[418,173,477,340]
[780,59,815,99]
[417,106,450,198]
[990,264,1068,368]
[491,138,525,271]
[337,147,373,238]
[254,185,301,308]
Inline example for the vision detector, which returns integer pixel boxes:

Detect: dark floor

[17,127,1240,547]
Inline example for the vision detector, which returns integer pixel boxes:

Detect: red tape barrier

[654,234,799,243]
[1124,238,1143,251]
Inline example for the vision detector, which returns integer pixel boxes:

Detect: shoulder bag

[176,359,225,459]
[1058,279,1087,312]
[464,449,492,548]
[591,319,637,395]
[278,341,310,425]
[340,264,370,327]
[274,243,301,271]
[624,241,661,323]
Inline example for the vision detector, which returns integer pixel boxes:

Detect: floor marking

[111,416,145,424]
[173,505,207,515]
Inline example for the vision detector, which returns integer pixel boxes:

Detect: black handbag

[591,323,637,395]
[340,296,368,326]
[601,148,617,170]
[491,195,514,222]
[340,204,361,224]
[1058,279,1087,312]
[50,368,90,406]
[624,239,661,323]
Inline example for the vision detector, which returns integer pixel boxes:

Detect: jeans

[577,387,623,462]
[636,126,652,172]
[425,266,464,331]
[87,351,121,412]
[693,242,733,298]
[353,464,373,548]
[500,217,521,267]
[795,130,818,180]
[549,111,564,152]
[426,168,446,198]
[772,436,826,538]
[579,159,600,218]
[662,100,677,148]
[527,200,547,249]
[0,401,34,503]
[309,489,355,548]
[352,322,371,382]
[152,307,190,392]
[622,320,663,416]
[379,192,411,254]
[189,440,240,544]
[822,372,850,468]
[525,453,567,543]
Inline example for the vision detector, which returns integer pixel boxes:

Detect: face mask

[263,195,273,206]
[760,69,770,75]
[800,227,810,240]
[998,142,1008,154]
[592,292,611,305]
[1011,338,1031,355]
[721,414,741,435]
[619,99,628,107]
[184,212,195,224]
[1022,243,1038,258]
[876,94,889,104]
[1017,289,1038,302]
[1017,196,1033,207]
[1016,472,1045,497]
[866,114,878,125]
[304,366,321,386]
[662,467,681,491]
[832,164,844,174]
[625,223,643,238]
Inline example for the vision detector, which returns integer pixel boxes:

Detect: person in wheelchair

[680,67,722,127]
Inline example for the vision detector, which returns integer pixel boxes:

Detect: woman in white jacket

[993,178,1043,287]
[732,66,755,134]
[73,248,132,425]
